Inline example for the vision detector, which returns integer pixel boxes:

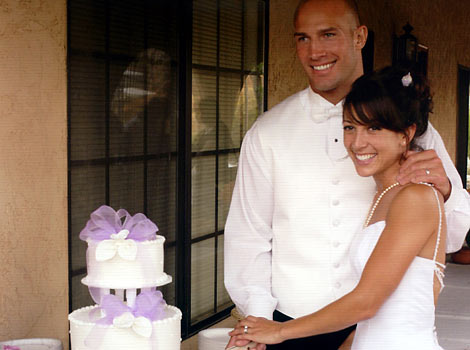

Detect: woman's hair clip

[401,72,413,87]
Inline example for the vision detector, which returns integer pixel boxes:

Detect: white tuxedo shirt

[224,87,470,319]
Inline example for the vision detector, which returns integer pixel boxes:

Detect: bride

[229,66,450,349]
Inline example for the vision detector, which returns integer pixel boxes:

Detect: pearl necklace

[364,182,400,227]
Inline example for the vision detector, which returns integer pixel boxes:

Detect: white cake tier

[69,304,182,350]
[82,236,171,289]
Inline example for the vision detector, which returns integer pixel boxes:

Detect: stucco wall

[268,0,470,161]
[0,0,68,347]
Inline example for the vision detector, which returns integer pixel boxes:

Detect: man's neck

[311,84,351,105]
[312,66,365,105]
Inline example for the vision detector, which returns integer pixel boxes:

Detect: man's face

[294,0,367,104]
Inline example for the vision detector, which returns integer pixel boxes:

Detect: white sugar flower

[113,311,153,338]
[95,229,138,261]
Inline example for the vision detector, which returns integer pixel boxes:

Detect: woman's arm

[230,184,443,345]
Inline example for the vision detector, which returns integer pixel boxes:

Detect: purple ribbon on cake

[85,290,166,347]
[80,205,158,242]
[80,205,158,264]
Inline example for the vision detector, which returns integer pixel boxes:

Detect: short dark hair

[293,0,361,27]
[344,66,432,148]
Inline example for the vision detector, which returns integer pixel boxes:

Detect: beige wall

[0,0,68,347]
[268,0,470,161]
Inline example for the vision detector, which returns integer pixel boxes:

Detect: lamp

[393,22,418,66]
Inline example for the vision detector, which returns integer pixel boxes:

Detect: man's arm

[224,122,277,319]
[398,122,470,252]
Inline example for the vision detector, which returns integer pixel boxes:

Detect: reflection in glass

[190,0,265,323]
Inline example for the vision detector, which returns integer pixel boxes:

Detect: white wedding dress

[350,184,445,350]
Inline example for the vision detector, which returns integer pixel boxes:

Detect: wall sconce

[393,22,418,65]
[393,22,428,76]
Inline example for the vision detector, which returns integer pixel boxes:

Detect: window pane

[219,1,243,69]
[191,238,215,323]
[109,1,145,56]
[109,161,145,213]
[71,274,94,310]
[191,155,216,239]
[160,244,176,306]
[70,56,106,161]
[109,60,145,158]
[147,69,178,154]
[218,153,238,231]
[244,0,263,69]
[467,93,470,188]
[148,158,177,243]
[192,69,217,152]
[217,235,231,310]
[220,73,243,149]
[69,0,105,53]
[193,0,217,66]
[70,165,106,273]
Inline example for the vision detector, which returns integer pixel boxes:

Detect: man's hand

[229,316,284,347]
[397,150,451,201]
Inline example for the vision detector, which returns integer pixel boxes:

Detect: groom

[225,0,470,349]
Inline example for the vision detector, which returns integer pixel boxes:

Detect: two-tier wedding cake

[68,205,181,350]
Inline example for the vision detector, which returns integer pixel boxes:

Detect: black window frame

[456,64,470,189]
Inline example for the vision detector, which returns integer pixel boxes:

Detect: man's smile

[312,62,335,71]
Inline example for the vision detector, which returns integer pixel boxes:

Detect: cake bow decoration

[95,229,138,261]
[113,311,152,338]
[85,291,166,347]
[80,205,158,261]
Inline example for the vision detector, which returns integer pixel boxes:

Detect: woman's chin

[354,166,375,178]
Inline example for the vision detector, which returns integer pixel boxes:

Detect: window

[68,0,266,338]
[457,65,470,189]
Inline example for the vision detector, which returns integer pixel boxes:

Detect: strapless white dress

[350,185,445,350]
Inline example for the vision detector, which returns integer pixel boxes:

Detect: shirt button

[332,179,340,185]
[332,199,339,206]
[335,282,341,289]
[333,241,340,247]
[333,262,340,269]
[332,219,340,227]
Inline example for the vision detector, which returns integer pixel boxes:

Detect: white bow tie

[311,105,343,123]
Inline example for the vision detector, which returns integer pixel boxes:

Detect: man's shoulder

[256,88,309,126]
[266,88,309,115]
[414,121,439,148]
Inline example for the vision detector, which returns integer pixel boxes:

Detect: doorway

[456,65,470,188]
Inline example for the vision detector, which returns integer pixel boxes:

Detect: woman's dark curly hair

[344,65,433,149]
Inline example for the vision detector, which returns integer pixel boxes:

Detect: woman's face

[343,110,407,179]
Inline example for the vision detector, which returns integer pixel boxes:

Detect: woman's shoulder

[381,184,442,242]
[396,182,442,200]
[389,183,443,221]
